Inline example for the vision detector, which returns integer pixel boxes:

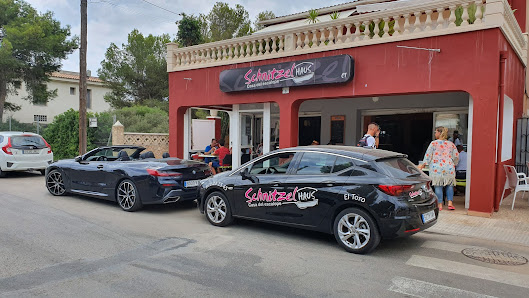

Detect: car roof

[0,131,41,137]
[277,145,407,161]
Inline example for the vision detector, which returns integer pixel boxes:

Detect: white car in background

[0,132,53,177]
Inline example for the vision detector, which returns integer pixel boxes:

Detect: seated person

[455,145,467,179]
[204,138,218,164]
[209,139,231,175]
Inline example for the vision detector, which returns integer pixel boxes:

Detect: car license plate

[421,210,436,224]
[184,180,201,188]
[23,149,39,154]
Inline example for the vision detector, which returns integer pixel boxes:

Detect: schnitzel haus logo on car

[245,187,318,209]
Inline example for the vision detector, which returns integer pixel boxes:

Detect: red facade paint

[168,28,526,215]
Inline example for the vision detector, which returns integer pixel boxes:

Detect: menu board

[330,116,345,144]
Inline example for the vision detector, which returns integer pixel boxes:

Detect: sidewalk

[426,193,529,247]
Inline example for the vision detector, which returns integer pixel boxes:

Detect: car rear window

[377,158,422,179]
[11,136,46,148]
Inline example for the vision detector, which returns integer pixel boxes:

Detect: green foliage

[176,13,203,47]
[254,11,276,31]
[206,2,251,42]
[329,11,340,20]
[98,29,172,108]
[0,117,40,133]
[42,109,113,160]
[115,105,168,133]
[307,9,319,24]
[0,0,78,121]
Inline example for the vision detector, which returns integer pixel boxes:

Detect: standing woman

[418,127,459,210]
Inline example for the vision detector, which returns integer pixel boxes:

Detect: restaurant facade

[166,0,528,216]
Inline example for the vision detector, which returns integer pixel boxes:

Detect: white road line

[389,276,497,298]
[422,240,475,253]
[406,255,529,289]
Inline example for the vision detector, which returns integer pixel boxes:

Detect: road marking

[406,255,529,289]
[422,240,474,253]
[389,276,497,298]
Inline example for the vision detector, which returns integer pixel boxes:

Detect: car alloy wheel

[334,208,380,254]
[46,170,66,196]
[205,191,233,227]
[117,179,142,212]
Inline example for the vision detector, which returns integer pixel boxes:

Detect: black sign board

[219,54,354,92]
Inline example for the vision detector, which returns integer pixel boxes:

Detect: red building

[166,0,528,217]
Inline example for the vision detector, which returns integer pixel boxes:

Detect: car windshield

[11,136,46,147]
[377,157,422,179]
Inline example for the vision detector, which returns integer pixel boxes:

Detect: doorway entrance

[299,116,321,146]
[366,113,433,164]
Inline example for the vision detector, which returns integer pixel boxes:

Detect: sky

[26,0,351,75]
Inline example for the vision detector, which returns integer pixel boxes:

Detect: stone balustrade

[167,0,527,72]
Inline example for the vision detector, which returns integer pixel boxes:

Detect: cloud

[26,0,346,73]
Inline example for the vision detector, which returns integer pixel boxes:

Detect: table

[197,154,217,159]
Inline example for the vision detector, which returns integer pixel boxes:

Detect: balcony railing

[167,0,527,72]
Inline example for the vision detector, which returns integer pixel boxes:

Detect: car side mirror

[75,156,82,162]
[241,168,257,183]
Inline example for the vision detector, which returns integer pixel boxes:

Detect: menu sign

[219,55,354,92]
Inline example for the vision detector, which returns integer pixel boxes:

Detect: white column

[465,95,473,209]
[183,108,191,160]
[263,103,271,155]
[229,104,241,169]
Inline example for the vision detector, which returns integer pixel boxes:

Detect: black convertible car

[45,146,211,211]
[198,146,438,254]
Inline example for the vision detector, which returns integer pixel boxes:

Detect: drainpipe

[494,51,507,211]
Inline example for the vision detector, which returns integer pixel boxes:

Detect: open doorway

[299,116,321,146]
[366,113,433,164]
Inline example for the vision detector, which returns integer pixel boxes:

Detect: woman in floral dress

[418,126,459,210]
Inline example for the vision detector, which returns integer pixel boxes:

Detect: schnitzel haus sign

[219,55,354,92]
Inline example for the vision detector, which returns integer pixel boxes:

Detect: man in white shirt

[359,123,380,148]
[449,131,462,146]
[456,145,467,171]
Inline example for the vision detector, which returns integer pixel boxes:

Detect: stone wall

[112,121,169,158]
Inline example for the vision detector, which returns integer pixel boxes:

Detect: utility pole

[79,0,87,155]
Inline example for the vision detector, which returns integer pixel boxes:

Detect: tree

[0,0,77,121]
[98,29,172,108]
[176,13,203,47]
[115,105,169,133]
[207,2,251,42]
[254,11,276,31]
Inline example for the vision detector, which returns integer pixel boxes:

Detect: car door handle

[322,181,335,187]
[97,165,104,169]
[271,181,281,187]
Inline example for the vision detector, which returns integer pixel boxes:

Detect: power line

[139,0,179,15]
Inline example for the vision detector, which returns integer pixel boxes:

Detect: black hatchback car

[198,146,438,254]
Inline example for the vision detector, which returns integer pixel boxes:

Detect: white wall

[299,92,470,145]
[6,77,111,123]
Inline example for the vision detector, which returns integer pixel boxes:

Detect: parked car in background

[198,146,438,254]
[0,131,53,177]
[45,145,211,211]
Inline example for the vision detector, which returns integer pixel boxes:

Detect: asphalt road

[1,173,528,297]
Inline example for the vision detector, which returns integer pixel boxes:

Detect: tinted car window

[332,156,355,173]
[295,152,336,175]
[250,152,295,175]
[378,158,422,178]
[11,136,46,147]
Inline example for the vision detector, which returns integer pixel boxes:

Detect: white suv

[0,132,53,177]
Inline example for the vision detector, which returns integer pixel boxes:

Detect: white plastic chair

[501,165,529,210]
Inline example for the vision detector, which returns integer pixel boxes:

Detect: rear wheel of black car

[117,179,143,212]
[333,208,380,254]
[46,170,66,196]
[205,191,233,227]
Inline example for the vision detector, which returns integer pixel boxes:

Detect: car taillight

[146,168,182,177]
[43,138,52,154]
[2,138,12,155]
[378,185,414,196]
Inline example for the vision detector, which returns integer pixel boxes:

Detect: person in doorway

[358,122,380,148]
[209,139,231,175]
[454,145,467,195]
[418,126,459,211]
[449,130,462,146]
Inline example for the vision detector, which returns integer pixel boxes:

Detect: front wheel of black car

[46,170,66,196]
[117,179,143,212]
[205,191,233,227]
[333,208,380,254]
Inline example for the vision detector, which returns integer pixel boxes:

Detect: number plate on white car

[23,149,39,154]
[421,210,436,224]
[184,180,201,188]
